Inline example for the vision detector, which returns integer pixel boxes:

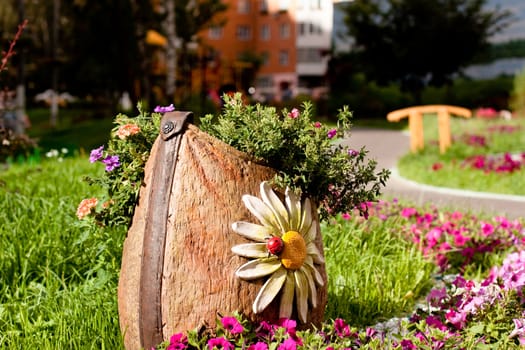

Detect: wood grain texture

[118,125,327,350]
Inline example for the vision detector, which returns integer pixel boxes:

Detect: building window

[297,48,323,63]
[279,50,289,66]
[260,24,270,40]
[208,26,223,40]
[279,0,290,12]
[236,25,252,40]
[256,76,272,88]
[238,0,251,14]
[310,0,321,9]
[259,0,268,13]
[298,22,306,36]
[279,23,290,39]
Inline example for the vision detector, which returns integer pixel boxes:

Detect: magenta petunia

[248,342,268,350]
[89,145,104,163]
[167,332,188,350]
[313,121,322,128]
[277,338,297,350]
[327,128,337,139]
[208,336,233,350]
[221,316,244,335]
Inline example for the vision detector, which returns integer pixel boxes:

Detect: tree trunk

[164,0,176,100]
[118,114,327,350]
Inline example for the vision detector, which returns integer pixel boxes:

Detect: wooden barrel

[117,111,327,350]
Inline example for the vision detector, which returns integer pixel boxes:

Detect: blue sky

[487,0,525,42]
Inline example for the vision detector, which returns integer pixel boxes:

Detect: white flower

[231,181,325,323]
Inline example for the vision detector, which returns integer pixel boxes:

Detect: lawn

[397,114,525,196]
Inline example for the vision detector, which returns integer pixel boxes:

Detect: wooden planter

[117,111,328,350]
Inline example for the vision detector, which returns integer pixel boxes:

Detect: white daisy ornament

[231,181,325,323]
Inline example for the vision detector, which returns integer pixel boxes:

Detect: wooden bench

[387,105,472,154]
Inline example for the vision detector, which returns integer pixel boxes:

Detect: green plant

[200,93,390,219]
[510,64,525,116]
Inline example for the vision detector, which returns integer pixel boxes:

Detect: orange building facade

[196,0,299,102]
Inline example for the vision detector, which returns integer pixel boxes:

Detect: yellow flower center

[280,231,307,270]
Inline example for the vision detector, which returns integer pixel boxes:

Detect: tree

[342,0,512,102]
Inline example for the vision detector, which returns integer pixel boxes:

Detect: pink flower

[221,316,244,335]
[248,342,268,350]
[425,315,447,331]
[348,149,358,157]
[480,222,494,236]
[432,162,443,171]
[167,333,188,350]
[208,337,233,350]
[401,207,417,218]
[313,121,322,128]
[426,288,448,307]
[334,318,351,337]
[76,198,98,219]
[288,108,299,119]
[509,318,525,345]
[445,309,466,329]
[327,128,337,139]
[341,212,351,220]
[116,123,140,139]
[400,339,417,350]
[453,233,469,247]
[277,338,297,350]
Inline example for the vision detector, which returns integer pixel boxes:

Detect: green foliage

[510,64,525,116]
[323,215,435,325]
[200,93,390,219]
[84,103,162,227]
[473,39,525,64]
[342,0,512,98]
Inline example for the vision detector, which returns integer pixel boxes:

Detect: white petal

[279,271,295,319]
[302,267,318,308]
[303,220,318,244]
[260,182,289,232]
[285,187,302,230]
[232,221,274,242]
[300,198,313,235]
[305,261,324,286]
[253,266,287,314]
[232,243,269,258]
[242,195,281,232]
[236,258,281,280]
[294,270,309,323]
[306,242,325,264]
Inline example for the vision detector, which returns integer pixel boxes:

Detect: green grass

[26,107,115,153]
[397,115,525,195]
[323,216,435,325]
[0,157,125,348]
[0,155,438,348]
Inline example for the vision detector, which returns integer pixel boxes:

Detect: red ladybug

[266,236,284,255]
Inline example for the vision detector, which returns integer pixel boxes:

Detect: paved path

[342,127,525,220]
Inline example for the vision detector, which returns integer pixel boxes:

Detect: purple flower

[510,318,525,345]
[348,148,358,157]
[89,145,104,163]
[154,104,175,113]
[102,155,120,172]
[207,336,233,350]
[327,128,337,139]
[221,316,244,335]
